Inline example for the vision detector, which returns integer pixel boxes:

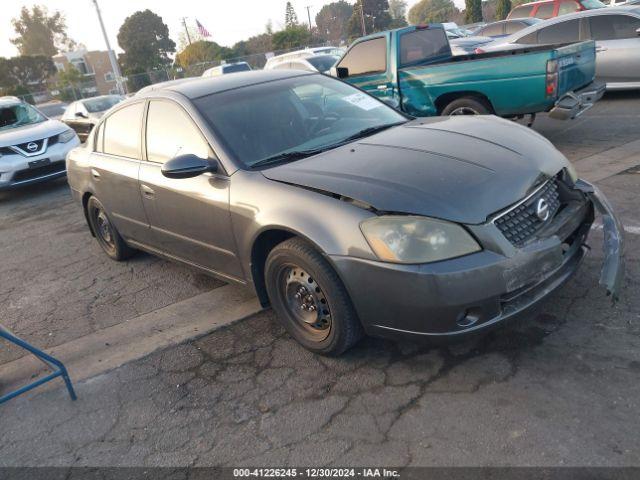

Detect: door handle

[377,85,390,90]
[595,46,608,53]
[90,168,100,179]
[141,184,155,198]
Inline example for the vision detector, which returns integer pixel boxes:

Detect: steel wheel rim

[279,265,332,342]
[449,106,480,115]
[94,207,116,253]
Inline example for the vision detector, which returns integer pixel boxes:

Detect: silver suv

[0,96,80,191]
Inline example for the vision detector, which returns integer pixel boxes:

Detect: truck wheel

[265,237,364,356]
[442,97,492,116]
[86,196,135,261]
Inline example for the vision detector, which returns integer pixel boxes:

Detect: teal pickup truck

[330,25,605,120]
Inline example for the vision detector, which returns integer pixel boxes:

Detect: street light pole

[305,6,312,32]
[91,0,126,95]
[359,1,367,36]
[182,17,192,45]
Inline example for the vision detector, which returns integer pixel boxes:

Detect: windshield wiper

[250,148,325,169]
[340,122,406,144]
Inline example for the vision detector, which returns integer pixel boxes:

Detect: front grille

[12,162,65,182]
[12,138,46,154]
[494,180,561,247]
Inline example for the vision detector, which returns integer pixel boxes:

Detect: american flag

[196,19,211,38]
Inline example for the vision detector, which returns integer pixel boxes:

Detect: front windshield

[306,55,339,72]
[194,74,407,168]
[82,95,123,113]
[0,102,46,131]
[580,0,606,7]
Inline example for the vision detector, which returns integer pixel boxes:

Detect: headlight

[58,129,77,143]
[360,216,481,264]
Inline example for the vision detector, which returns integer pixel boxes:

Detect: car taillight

[546,59,558,98]
[474,47,486,54]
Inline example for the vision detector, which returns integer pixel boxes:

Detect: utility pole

[305,6,312,32]
[359,1,367,36]
[91,0,126,95]
[181,17,192,45]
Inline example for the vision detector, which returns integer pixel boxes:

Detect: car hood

[261,116,570,225]
[0,119,69,147]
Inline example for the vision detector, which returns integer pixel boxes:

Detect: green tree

[348,0,392,38]
[56,64,84,100]
[388,0,409,27]
[10,5,74,56]
[285,2,299,28]
[315,1,353,44]
[117,9,176,73]
[272,25,311,50]
[4,55,56,87]
[495,0,512,19]
[408,0,459,24]
[465,0,483,23]
[175,40,230,68]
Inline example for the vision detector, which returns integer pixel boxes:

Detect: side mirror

[335,66,349,79]
[75,111,88,118]
[636,27,640,36]
[161,154,217,179]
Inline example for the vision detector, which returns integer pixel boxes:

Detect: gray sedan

[481,7,640,89]
[66,71,623,355]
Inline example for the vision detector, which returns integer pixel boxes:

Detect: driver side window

[337,37,386,77]
[145,100,211,164]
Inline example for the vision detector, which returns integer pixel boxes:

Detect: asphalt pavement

[0,92,639,467]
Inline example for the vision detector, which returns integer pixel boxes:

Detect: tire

[86,196,135,261]
[441,97,492,116]
[265,237,364,356]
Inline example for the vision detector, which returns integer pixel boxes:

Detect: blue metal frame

[0,325,77,404]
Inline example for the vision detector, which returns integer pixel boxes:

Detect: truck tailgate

[553,41,597,96]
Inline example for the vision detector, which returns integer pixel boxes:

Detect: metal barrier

[0,325,76,404]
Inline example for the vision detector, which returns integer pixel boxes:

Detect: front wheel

[441,97,492,116]
[265,238,363,356]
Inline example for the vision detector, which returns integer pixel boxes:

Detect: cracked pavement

[0,93,639,467]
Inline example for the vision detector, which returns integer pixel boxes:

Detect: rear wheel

[86,196,135,261]
[265,238,363,356]
[441,97,492,116]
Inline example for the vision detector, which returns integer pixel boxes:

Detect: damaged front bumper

[575,179,625,301]
[331,178,624,341]
[549,81,606,121]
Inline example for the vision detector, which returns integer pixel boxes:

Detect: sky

[0,0,456,59]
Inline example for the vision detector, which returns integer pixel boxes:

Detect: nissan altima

[66,71,623,355]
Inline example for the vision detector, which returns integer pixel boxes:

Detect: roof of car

[137,70,312,99]
[0,96,23,107]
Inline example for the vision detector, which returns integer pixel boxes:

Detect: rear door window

[589,15,640,40]
[102,102,144,158]
[509,5,535,18]
[534,2,556,18]
[337,37,387,76]
[516,31,539,44]
[399,29,450,66]
[537,20,580,43]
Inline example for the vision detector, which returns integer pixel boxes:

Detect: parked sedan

[61,95,124,141]
[66,71,623,355]
[267,54,340,73]
[482,7,640,89]
[508,0,606,19]
[473,18,542,38]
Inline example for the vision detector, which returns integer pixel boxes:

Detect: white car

[0,96,80,191]
[201,62,252,77]
[263,47,344,70]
